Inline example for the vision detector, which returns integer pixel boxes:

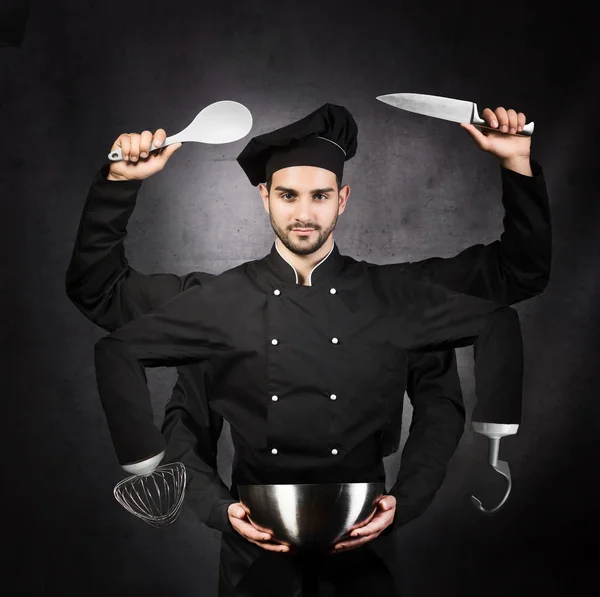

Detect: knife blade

[376,93,534,136]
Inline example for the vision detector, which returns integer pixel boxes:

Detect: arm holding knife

[333,103,544,552]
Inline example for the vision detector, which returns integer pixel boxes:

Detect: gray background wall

[2,0,597,595]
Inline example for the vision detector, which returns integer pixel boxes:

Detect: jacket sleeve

[65,164,214,332]
[385,272,524,423]
[161,370,237,536]
[94,284,235,466]
[67,165,235,533]
[384,162,549,532]
[382,350,465,534]
[379,271,524,533]
[404,160,551,304]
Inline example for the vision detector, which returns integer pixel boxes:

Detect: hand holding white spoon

[106,100,253,181]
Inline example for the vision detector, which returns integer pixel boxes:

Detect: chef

[66,101,551,596]
[79,102,550,596]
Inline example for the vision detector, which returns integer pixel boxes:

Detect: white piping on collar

[308,239,335,286]
[274,239,336,287]
[275,241,299,284]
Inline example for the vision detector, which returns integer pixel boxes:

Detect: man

[66,102,550,595]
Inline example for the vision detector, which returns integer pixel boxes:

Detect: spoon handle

[107,134,180,162]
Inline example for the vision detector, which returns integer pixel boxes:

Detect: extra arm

[94,284,233,467]
[379,272,523,531]
[161,381,237,535]
[383,162,548,531]
[404,160,551,303]
[381,268,524,425]
[383,350,465,534]
[67,166,234,532]
[65,165,212,331]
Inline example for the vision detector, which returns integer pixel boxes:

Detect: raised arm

[65,160,211,332]
[387,110,547,532]
[402,105,551,304]
[404,159,551,304]
[68,132,236,532]
[383,159,550,525]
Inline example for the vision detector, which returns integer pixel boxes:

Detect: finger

[129,133,141,162]
[230,518,273,542]
[506,109,518,135]
[236,507,274,535]
[229,504,246,518]
[481,107,498,129]
[345,529,382,544]
[377,496,396,510]
[247,539,290,553]
[153,128,167,151]
[139,130,153,158]
[161,142,182,160]
[350,514,394,537]
[348,507,377,532]
[517,111,527,132]
[349,498,395,536]
[494,106,509,133]
[120,134,131,161]
[460,123,490,148]
[228,504,269,537]
[333,532,381,552]
[233,518,272,541]
[110,134,124,154]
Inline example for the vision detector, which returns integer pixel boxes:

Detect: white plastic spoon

[108,100,253,162]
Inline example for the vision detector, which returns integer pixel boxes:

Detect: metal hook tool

[471,423,519,514]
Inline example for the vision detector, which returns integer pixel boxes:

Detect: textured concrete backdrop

[2,0,597,595]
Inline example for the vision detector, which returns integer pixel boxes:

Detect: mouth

[292,228,316,233]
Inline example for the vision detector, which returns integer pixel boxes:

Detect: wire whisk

[113,462,186,528]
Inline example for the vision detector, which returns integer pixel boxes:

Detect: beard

[270,209,339,256]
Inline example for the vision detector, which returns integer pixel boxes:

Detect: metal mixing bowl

[237,482,384,550]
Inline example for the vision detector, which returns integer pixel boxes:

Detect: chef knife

[376,93,534,136]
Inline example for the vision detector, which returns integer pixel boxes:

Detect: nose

[293,197,314,225]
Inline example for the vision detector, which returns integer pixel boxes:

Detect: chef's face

[259,166,350,256]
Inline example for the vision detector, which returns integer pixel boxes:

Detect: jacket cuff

[500,158,543,182]
[95,163,143,191]
[206,499,239,536]
[379,500,424,536]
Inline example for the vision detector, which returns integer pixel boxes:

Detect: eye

[282,192,294,200]
[314,194,327,201]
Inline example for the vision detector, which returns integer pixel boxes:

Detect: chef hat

[236,103,358,186]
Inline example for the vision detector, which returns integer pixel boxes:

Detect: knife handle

[472,104,534,136]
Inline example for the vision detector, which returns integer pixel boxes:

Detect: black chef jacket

[66,159,551,596]
[94,239,526,469]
